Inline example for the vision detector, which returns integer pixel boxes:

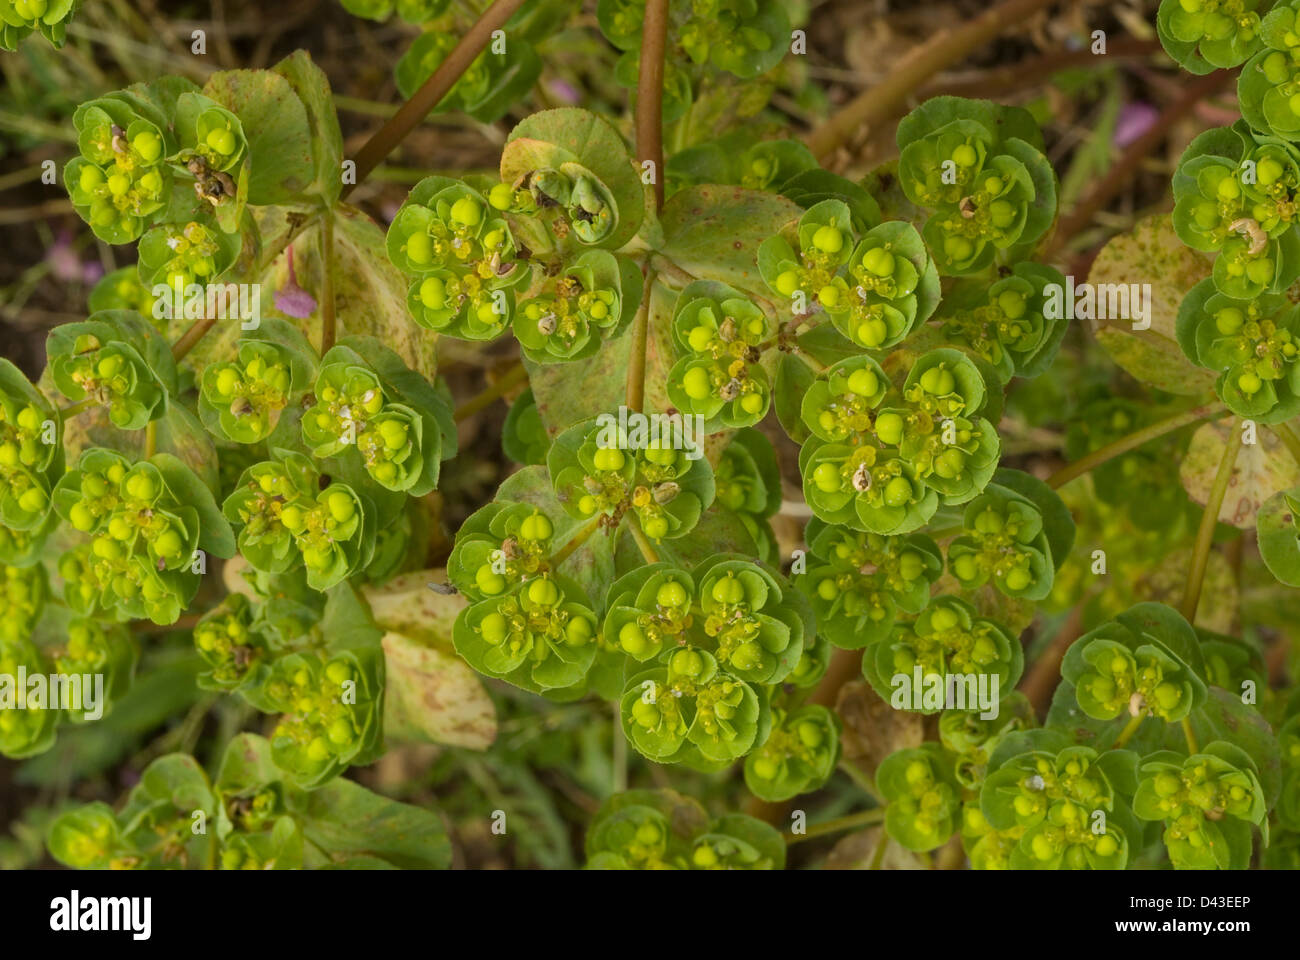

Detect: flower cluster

[54,449,232,624]
[666,283,773,428]
[800,349,1000,533]
[759,201,940,350]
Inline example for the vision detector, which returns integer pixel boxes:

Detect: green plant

[0,0,1296,875]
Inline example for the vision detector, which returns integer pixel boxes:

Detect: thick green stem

[868,832,890,869]
[1182,717,1200,755]
[1181,418,1241,622]
[1114,713,1144,749]
[625,270,652,414]
[1047,402,1227,490]
[60,397,96,420]
[627,514,660,564]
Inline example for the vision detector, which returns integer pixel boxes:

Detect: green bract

[667,135,819,197]
[946,483,1055,601]
[47,311,175,430]
[0,638,57,758]
[896,97,1057,274]
[548,414,714,542]
[138,219,242,291]
[395,28,541,123]
[0,561,45,644]
[597,0,789,84]
[1177,280,1300,419]
[713,428,782,563]
[514,250,640,363]
[799,349,999,533]
[193,593,268,691]
[0,359,61,535]
[940,692,1035,787]
[199,319,318,444]
[744,705,840,802]
[389,177,527,339]
[53,448,234,624]
[795,518,943,650]
[758,200,941,350]
[1061,602,1209,727]
[65,89,177,244]
[0,0,81,50]
[1134,743,1267,869]
[51,618,137,723]
[302,338,452,496]
[89,266,163,330]
[603,556,811,685]
[621,652,762,769]
[448,501,560,602]
[46,803,123,869]
[666,281,773,428]
[936,261,1068,383]
[584,789,784,869]
[1239,3,1300,137]
[876,744,960,851]
[222,452,375,590]
[454,572,599,696]
[1158,0,1266,73]
[1171,124,1300,298]
[980,745,1128,869]
[340,0,451,22]
[862,596,1023,713]
[263,649,383,787]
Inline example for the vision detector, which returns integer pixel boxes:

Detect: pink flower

[274,245,317,319]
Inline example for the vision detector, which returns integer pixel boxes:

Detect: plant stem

[803,0,1059,160]
[1114,713,1144,749]
[868,832,890,869]
[1181,418,1241,622]
[60,397,95,420]
[1046,402,1227,490]
[1269,421,1300,467]
[636,0,668,211]
[454,361,528,421]
[1182,717,1200,755]
[786,807,886,845]
[612,703,628,794]
[144,420,157,459]
[172,317,219,362]
[627,513,660,564]
[625,269,652,413]
[341,0,529,197]
[550,516,601,567]
[320,212,337,354]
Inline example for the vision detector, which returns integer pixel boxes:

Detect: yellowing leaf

[1086,214,1217,396]
[1180,420,1300,529]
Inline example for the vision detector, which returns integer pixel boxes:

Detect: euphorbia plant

[0,0,1294,876]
